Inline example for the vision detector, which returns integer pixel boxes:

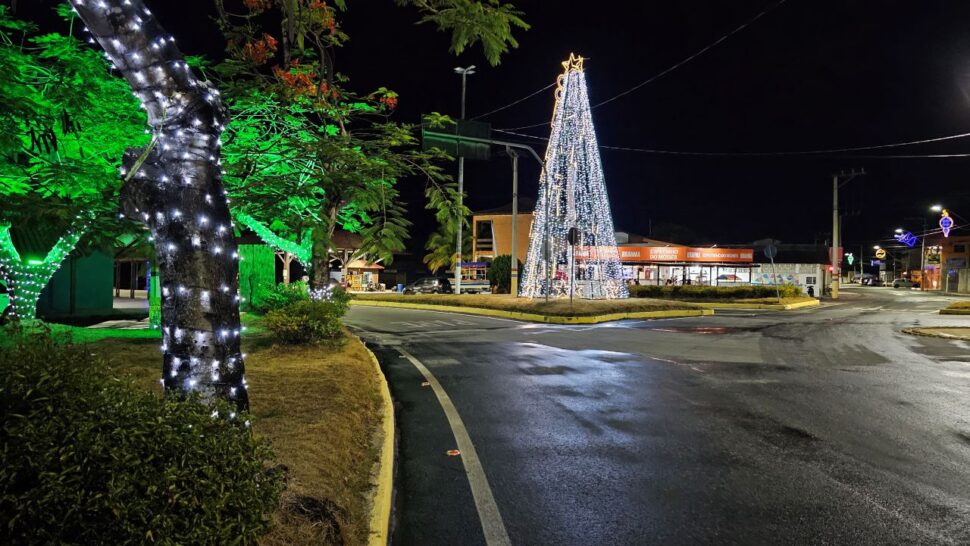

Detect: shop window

[475,221,494,252]
[806,276,816,285]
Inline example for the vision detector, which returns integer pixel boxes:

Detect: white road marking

[397,348,511,546]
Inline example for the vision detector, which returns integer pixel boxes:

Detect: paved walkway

[88,318,150,330]
[905,327,970,340]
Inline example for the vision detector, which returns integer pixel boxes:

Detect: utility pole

[453,65,476,294]
[508,147,520,296]
[831,169,865,299]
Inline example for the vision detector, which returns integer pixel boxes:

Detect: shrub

[253,281,310,314]
[263,299,346,344]
[487,255,523,294]
[0,331,283,545]
[628,284,802,300]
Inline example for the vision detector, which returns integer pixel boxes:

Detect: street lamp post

[453,65,476,295]
[925,205,943,291]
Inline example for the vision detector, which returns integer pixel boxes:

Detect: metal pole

[832,174,840,300]
[920,217,926,291]
[455,71,467,295]
[545,172,551,304]
[509,148,520,296]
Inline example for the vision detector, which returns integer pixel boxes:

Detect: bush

[487,255,523,294]
[628,284,802,300]
[0,331,283,545]
[253,281,310,314]
[263,299,346,344]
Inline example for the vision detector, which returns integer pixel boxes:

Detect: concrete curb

[354,334,395,546]
[902,327,970,340]
[689,299,820,311]
[939,309,970,315]
[349,299,713,324]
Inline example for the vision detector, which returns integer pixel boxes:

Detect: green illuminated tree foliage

[0,6,147,319]
[423,189,470,273]
[213,0,525,289]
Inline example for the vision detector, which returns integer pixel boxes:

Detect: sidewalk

[903,327,970,340]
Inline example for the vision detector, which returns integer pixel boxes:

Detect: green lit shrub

[263,299,346,344]
[0,332,283,545]
[253,281,310,314]
[487,255,523,294]
[629,284,802,300]
[326,286,352,315]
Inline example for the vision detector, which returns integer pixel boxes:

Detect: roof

[472,197,536,215]
[346,259,383,270]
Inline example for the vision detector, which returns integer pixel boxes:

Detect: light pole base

[831,280,840,300]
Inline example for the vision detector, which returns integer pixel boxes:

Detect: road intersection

[347,287,970,545]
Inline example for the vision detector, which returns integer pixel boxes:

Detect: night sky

[15,0,970,251]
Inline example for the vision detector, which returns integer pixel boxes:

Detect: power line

[499,0,789,132]
[492,128,970,158]
[470,82,557,121]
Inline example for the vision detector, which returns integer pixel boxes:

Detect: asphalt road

[346,286,970,545]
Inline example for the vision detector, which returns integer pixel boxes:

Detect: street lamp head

[873,245,880,250]
[894,228,904,234]
[930,204,943,212]
[454,66,476,75]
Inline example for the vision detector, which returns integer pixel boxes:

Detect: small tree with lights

[213,0,528,289]
[0,6,148,321]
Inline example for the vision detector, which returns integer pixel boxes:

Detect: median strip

[350,294,712,324]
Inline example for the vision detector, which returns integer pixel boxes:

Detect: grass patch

[33,323,384,546]
[353,293,698,316]
[944,301,970,310]
[733,296,816,305]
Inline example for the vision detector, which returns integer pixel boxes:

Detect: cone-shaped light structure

[521,54,627,299]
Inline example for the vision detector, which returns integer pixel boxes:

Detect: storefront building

[470,206,828,294]
[597,245,756,286]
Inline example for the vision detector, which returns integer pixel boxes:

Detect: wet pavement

[346,287,970,545]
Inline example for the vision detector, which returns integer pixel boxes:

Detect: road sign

[421,119,492,160]
[763,244,778,260]
[846,254,855,265]
[875,248,886,259]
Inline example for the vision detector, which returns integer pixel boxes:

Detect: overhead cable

[498,0,789,131]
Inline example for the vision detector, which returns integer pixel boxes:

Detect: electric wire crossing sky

[521,54,628,300]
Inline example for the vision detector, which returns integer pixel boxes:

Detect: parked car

[403,277,452,295]
[860,276,884,287]
[892,278,919,289]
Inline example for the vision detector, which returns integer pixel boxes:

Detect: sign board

[846,254,855,265]
[421,120,491,160]
[870,259,883,266]
[875,248,887,259]
[576,246,754,264]
[567,227,579,246]
[764,244,778,260]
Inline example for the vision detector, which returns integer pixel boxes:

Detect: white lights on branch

[521,54,628,300]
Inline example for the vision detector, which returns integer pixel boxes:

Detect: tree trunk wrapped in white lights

[68,0,249,409]
[521,54,628,300]
[0,220,89,320]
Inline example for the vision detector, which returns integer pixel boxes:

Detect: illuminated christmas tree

[521,54,627,299]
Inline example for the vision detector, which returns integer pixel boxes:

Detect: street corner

[902,326,970,340]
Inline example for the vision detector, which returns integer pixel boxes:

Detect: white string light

[521,54,628,300]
